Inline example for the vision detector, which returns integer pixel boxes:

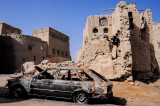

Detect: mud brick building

[0,23,21,35]
[77,1,160,81]
[0,23,71,74]
[32,27,71,63]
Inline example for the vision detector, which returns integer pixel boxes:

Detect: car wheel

[13,86,26,98]
[73,92,89,104]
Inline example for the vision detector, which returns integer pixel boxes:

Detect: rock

[41,60,49,65]
[127,76,133,82]
[130,82,135,85]
[134,83,139,86]
[21,60,77,74]
[20,62,35,73]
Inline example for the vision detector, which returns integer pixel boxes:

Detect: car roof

[45,66,90,71]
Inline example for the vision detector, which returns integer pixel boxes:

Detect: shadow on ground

[89,97,127,105]
[31,95,127,105]
[31,96,127,105]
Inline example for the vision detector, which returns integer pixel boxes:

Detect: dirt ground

[0,74,160,106]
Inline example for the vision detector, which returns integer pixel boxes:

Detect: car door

[30,69,55,96]
[30,78,54,96]
[52,69,81,98]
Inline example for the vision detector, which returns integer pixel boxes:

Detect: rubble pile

[20,60,77,74]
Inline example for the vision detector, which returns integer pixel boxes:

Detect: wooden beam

[103,8,115,11]
[103,8,145,11]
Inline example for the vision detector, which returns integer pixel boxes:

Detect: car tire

[12,86,26,99]
[73,92,89,104]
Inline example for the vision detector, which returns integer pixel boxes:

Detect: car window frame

[33,68,59,80]
[33,68,83,81]
[56,69,82,81]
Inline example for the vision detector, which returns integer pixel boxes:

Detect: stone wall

[33,27,71,63]
[77,1,160,81]
[0,23,71,73]
[153,23,160,68]
[0,34,47,73]
[0,23,21,35]
[0,36,16,73]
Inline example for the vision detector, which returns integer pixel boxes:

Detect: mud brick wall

[77,1,160,80]
[33,27,71,63]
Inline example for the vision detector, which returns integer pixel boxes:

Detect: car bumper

[89,91,113,99]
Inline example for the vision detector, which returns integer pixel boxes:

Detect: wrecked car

[6,67,113,104]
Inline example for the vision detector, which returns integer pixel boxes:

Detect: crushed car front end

[6,76,32,98]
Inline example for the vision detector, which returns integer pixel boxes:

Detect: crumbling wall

[153,23,160,67]
[77,1,160,81]
[111,1,132,79]
[0,34,47,73]
[7,34,48,71]
[77,14,114,79]
[0,23,21,35]
[77,1,132,79]
[131,9,159,80]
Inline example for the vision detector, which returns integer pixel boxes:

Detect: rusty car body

[7,67,113,104]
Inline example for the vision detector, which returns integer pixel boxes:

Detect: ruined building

[77,1,160,81]
[0,23,71,74]
[0,23,21,35]
[32,27,71,63]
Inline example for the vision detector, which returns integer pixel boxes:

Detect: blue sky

[0,0,160,61]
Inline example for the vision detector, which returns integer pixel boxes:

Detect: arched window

[104,28,108,33]
[93,28,98,33]
[99,18,108,26]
